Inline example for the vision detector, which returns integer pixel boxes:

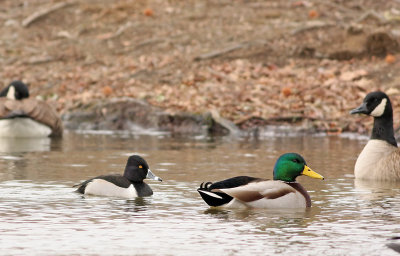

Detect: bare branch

[22,2,75,28]
[194,44,245,61]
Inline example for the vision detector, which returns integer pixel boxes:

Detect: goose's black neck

[371,114,397,147]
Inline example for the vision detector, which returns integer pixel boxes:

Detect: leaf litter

[0,0,399,134]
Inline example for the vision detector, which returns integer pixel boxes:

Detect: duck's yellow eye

[139,165,143,169]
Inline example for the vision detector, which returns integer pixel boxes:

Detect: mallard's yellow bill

[301,165,324,180]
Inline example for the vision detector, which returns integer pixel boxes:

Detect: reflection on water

[0,133,399,255]
[0,137,51,152]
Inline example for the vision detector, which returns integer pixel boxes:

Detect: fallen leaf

[308,10,319,18]
[385,54,396,64]
[293,1,313,7]
[353,78,372,88]
[282,87,292,97]
[102,86,113,96]
[96,33,113,40]
[386,87,400,95]
[143,8,154,16]
[339,70,367,81]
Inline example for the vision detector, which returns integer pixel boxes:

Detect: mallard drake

[350,91,400,181]
[0,80,63,137]
[197,153,324,208]
[75,155,162,198]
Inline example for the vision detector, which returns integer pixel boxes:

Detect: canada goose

[197,153,324,208]
[350,91,400,181]
[0,80,63,137]
[387,236,400,254]
[75,155,162,198]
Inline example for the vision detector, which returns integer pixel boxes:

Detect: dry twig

[101,22,135,41]
[356,10,386,24]
[115,38,165,54]
[291,21,334,35]
[318,1,359,14]
[24,56,56,65]
[22,2,75,28]
[194,44,246,61]
[135,38,165,49]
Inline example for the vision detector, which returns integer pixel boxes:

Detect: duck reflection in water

[203,206,320,231]
[124,197,151,213]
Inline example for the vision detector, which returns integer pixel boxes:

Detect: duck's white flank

[220,180,307,208]
[84,179,137,198]
[370,98,387,117]
[246,191,306,208]
[0,118,52,137]
[355,139,397,180]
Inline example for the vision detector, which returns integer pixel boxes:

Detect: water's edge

[62,98,370,138]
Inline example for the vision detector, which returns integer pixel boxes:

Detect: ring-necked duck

[75,155,162,198]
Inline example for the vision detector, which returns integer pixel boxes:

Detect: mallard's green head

[273,153,324,182]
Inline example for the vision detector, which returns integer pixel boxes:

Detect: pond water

[0,131,399,255]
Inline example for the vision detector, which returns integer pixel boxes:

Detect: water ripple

[0,134,399,255]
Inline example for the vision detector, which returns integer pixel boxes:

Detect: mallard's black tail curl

[197,182,233,207]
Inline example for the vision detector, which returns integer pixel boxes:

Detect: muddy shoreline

[2,1,400,138]
[62,98,350,137]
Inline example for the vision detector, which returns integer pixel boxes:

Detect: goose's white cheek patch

[6,86,15,100]
[370,98,387,117]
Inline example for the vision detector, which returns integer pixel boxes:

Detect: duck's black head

[0,81,30,100]
[350,91,392,118]
[350,91,397,147]
[123,155,162,183]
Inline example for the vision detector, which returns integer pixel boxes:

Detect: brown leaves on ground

[0,0,400,134]
[145,58,399,134]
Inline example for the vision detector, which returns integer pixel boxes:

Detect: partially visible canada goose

[350,91,400,181]
[197,153,324,208]
[387,236,400,254]
[75,155,162,198]
[0,80,63,137]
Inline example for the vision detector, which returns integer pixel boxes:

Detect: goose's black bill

[350,102,368,115]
